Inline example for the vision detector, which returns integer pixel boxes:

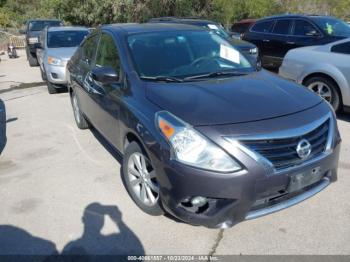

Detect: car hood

[46,47,77,61]
[146,70,322,126]
[228,38,255,49]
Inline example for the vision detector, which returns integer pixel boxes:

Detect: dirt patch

[11,198,41,214]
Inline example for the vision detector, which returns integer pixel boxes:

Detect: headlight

[48,56,64,66]
[28,37,39,44]
[156,111,242,173]
[249,47,258,54]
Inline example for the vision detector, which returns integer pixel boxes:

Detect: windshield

[47,30,89,48]
[205,23,230,39]
[29,21,61,31]
[311,17,350,37]
[127,30,253,80]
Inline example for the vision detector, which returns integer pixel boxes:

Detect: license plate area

[288,166,324,193]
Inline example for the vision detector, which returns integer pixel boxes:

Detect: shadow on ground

[337,112,350,122]
[0,82,46,94]
[0,203,144,258]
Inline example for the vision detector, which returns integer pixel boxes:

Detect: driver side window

[96,33,120,75]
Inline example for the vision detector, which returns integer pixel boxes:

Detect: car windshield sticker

[220,44,240,64]
[208,24,219,30]
[326,23,334,35]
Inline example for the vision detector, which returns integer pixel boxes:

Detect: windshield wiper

[140,76,184,83]
[184,71,247,81]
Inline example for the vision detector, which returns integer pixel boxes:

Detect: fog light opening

[191,196,207,207]
[180,196,209,214]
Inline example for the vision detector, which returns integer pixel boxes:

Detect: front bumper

[156,145,339,228]
[44,63,68,85]
[151,104,340,228]
[27,43,40,55]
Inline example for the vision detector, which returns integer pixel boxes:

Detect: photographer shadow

[62,203,144,256]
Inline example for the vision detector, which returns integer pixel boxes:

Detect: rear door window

[331,41,350,54]
[251,20,274,33]
[272,19,292,35]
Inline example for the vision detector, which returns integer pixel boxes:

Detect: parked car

[231,19,257,38]
[67,23,340,228]
[21,19,63,67]
[36,26,89,94]
[243,15,350,69]
[0,99,6,155]
[148,17,260,66]
[280,38,350,113]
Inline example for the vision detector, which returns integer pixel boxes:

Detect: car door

[73,32,100,119]
[268,19,293,66]
[330,41,350,106]
[36,30,46,70]
[83,32,123,148]
[291,19,323,49]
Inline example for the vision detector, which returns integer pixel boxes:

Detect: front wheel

[305,76,341,112]
[46,81,57,94]
[70,89,89,129]
[122,142,163,216]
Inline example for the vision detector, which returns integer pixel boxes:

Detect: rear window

[28,21,62,31]
[47,30,89,48]
[272,19,292,35]
[251,20,274,33]
[331,41,350,54]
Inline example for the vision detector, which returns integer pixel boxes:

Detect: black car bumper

[27,43,40,55]
[156,143,340,228]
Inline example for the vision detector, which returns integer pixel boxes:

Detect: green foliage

[1,0,350,29]
[0,7,11,27]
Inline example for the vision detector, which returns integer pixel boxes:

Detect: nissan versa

[67,24,341,228]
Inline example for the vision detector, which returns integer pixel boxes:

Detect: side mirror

[19,29,26,34]
[306,30,320,37]
[91,66,119,84]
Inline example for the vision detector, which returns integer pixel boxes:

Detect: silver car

[37,26,89,94]
[279,38,350,113]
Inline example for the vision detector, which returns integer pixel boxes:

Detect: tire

[122,142,163,216]
[70,89,89,129]
[26,48,38,67]
[46,81,57,94]
[304,76,342,112]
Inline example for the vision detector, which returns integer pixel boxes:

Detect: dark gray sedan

[67,23,341,228]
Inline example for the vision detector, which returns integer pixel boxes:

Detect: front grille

[241,120,329,170]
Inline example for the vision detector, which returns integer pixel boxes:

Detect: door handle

[263,39,270,42]
[286,41,295,45]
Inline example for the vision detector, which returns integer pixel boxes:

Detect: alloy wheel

[308,81,332,103]
[127,152,159,206]
[72,93,81,124]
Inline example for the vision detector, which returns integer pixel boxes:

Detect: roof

[103,23,206,35]
[234,19,257,24]
[258,14,332,21]
[148,17,219,26]
[47,26,88,32]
